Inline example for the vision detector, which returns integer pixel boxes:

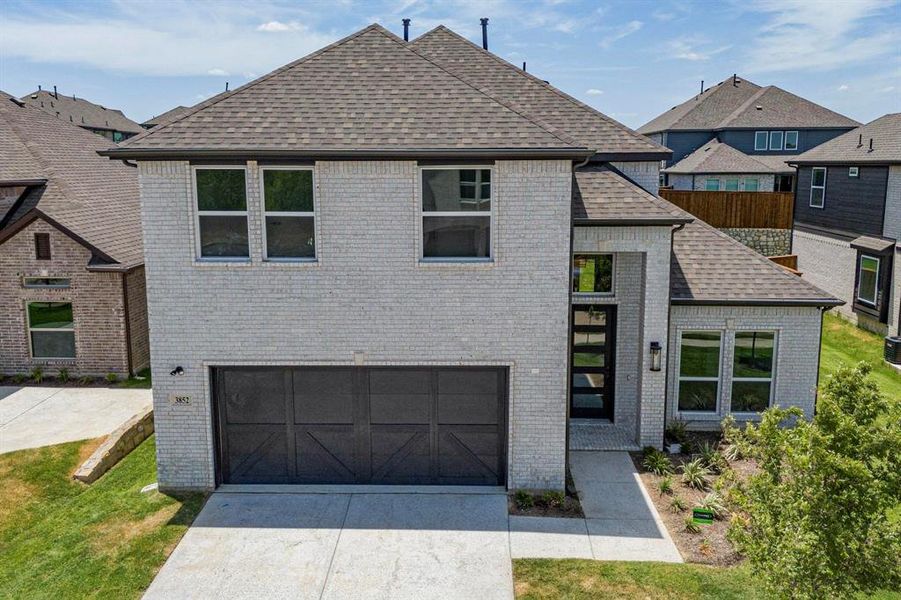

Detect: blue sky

[1,0,898,129]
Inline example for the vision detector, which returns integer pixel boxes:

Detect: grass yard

[820,313,901,400]
[0,436,204,599]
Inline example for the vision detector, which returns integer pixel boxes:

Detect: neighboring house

[790,113,901,337]
[638,75,859,191]
[0,92,149,377]
[101,24,839,493]
[20,88,144,142]
[142,105,190,129]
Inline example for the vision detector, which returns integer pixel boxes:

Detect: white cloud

[881,85,897,93]
[838,84,849,92]
[586,88,604,95]
[257,20,302,32]
[667,38,731,61]
[207,68,229,76]
[652,10,676,22]
[599,20,643,49]
[741,0,899,73]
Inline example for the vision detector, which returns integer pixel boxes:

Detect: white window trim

[675,329,723,416]
[192,165,250,262]
[418,165,495,263]
[259,166,318,263]
[849,166,859,178]
[856,254,880,307]
[723,177,740,192]
[754,131,768,151]
[572,252,616,296]
[743,177,759,192]
[730,330,778,415]
[810,167,827,208]
[784,131,799,150]
[705,178,721,191]
[769,131,784,151]
[26,301,75,360]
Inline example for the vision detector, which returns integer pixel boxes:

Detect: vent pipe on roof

[480,17,489,50]
[38,85,41,91]
[869,138,874,152]
[858,134,863,147]
[732,74,737,86]
[522,61,526,71]
[402,18,411,41]
[225,81,229,92]
[700,80,704,97]
[53,85,58,99]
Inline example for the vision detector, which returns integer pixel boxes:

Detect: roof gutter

[787,160,901,167]
[0,178,48,187]
[99,147,595,161]
[574,217,693,226]
[670,298,845,308]
[590,151,672,162]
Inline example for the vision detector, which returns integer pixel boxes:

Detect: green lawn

[0,436,205,599]
[820,313,901,400]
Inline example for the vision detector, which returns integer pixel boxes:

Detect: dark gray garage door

[212,367,507,486]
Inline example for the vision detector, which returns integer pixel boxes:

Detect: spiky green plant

[30,366,44,383]
[657,475,674,496]
[684,513,700,534]
[698,492,728,520]
[680,458,711,490]
[642,450,673,475]
[513,490,534,510]
[670,495,687,513]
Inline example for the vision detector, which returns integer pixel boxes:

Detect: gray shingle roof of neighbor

[664,140,794,175]
[789,113,901,165]
[410,26,669,158]
[142,105,191,128]
[573,165,693,224]
[0,91,142,269]
[637,75,859,134]
[20,89,144,134]
[107,25,592,158]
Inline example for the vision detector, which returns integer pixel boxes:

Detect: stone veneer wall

[667,304,824,430]
[720,228,791,257]
[138,159,572,492]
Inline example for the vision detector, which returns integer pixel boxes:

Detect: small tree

[727,363,901,599]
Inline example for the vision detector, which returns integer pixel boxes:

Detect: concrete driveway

[144,492,514,600]
[0,386,152,453]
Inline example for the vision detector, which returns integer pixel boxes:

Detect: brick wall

[667,304,823,429]
[610,161,660,195]
[138,159,572,491]
[125,266,150,373]
[0,218,131,376]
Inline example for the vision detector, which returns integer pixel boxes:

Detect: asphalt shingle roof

[21,90,144,135]
[573,165,693,223]
[142,105,191,128]
[0,92,142,268]
[664,140,794,175]
[638,75,858,134]
[111,25,588,156]
[790,113,901,165]
[410,27,667,157]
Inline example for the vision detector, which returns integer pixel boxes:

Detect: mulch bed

[508,469,585,518]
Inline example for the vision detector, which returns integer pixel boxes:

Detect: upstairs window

[28,302,75,359]
[261,168,316,260]
[856,255,880,307]
[809,167,826,208]
[769,131,784,151]
[754,131,768,151]
[421,168,491,260]
[731,331,776,412]
[34,233,51,260]
[572,254,614,294]
[784,131,799,150]
[849,167,859,178]
[677,331,722,413]
[23,277,70,289]
[194,167,249,260]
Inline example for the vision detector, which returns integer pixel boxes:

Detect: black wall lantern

[169,366,185,377]
[649,342,662,372]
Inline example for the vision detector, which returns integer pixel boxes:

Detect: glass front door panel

[570,305,615,419]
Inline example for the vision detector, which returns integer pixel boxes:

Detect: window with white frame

[421,168,491,259]
[677,331,722,412]
[743,178,759,192]
[724,178,740,192]
[856,255,880,306]
[754,131,768,151]
[193,167,249,259]
[784,131,799,150]
[810,167,826,208]
[27,301,75,359]
[769,131,784,151]
[849,167,859,178]
[731,331,776,412]
[705,178,721,191]
[261,167,316,260]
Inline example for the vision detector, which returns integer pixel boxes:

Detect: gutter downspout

[663,221,687,445]
[122,272,134,376]
[812,306,828,417]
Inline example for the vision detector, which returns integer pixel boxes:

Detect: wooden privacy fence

[659,190,794,229]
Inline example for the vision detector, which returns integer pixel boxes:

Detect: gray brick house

[0,92,149,377]
[101,24,840,492]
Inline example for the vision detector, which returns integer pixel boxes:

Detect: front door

[570,305,616,419]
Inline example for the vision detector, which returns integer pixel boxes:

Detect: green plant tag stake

[692,508,714,525]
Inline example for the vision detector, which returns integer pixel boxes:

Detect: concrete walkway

[0,386,152,453]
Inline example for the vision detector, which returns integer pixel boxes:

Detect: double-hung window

[724,178,740,192]
[754,131,768,151]
[743,178,759,192]
[194,167,249,260]
[731,331,776,412]
[28,301,75,359]
[261,167,316,260]
[677,331,722,412]
[809,167,826,208]
[705,178,721,191]
[769,131,784,151]
[784,131,799,150]
[572,254,614,294]
[856,255,880,307]
[421,168,491,260]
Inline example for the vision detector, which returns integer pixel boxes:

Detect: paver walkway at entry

[509,451,682,562]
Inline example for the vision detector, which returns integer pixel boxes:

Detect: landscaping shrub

[30,366,44,383]
[541,490,564,508]
[12,373,28,384]
[78,376,94,385]
[680,458,710,490]
[697,492,727,520]
[105,373,119,384]
[728,363,901,599]
[657,475,673,496]
[642,449,673,475]
[57,368,70,384]
[513,490,534,510]
[683,514,700,534]
[697,441,727,473]
[669,496,687,513]
[665,419,688,445]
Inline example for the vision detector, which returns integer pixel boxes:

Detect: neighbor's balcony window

[677,331,722,412]
[421,168,491,260]
[572,254,613,294]
[856,255,880,306]
[28,301,75,359]
[731,331,776,412]
[262,168,316,260]
[194,167,249,260]
[754,131,768,151]
[784,131,799,150]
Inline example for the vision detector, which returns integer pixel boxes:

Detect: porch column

[637,241,672,448]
